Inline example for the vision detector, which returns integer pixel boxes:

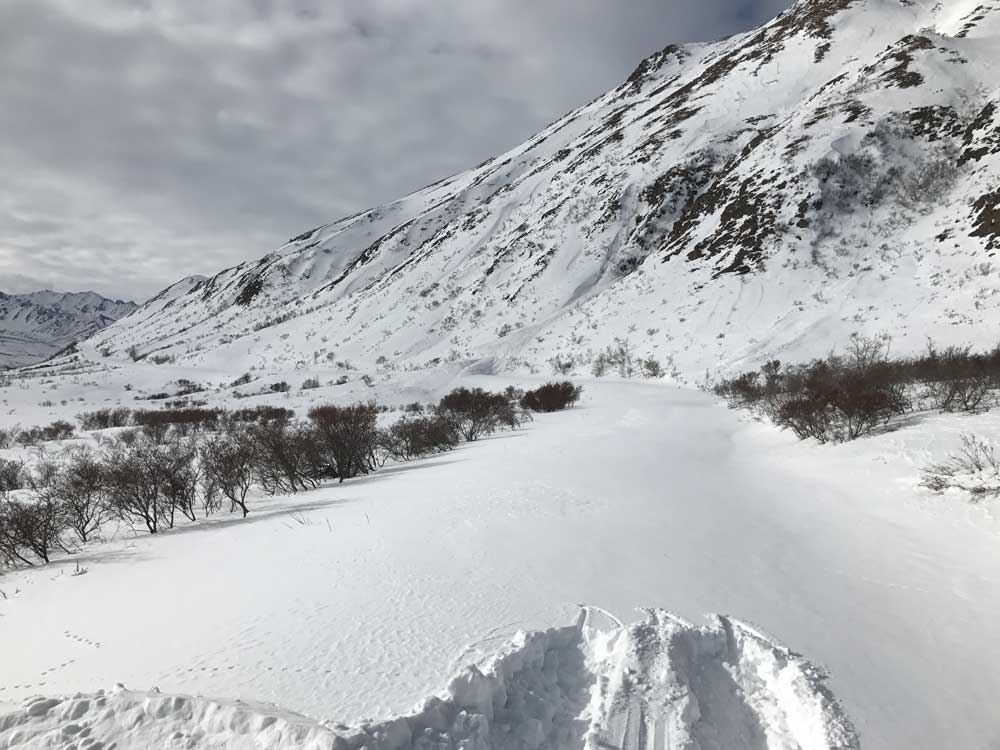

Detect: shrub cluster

[78,408,133,430]
[436,387,525,441]
[713,336,1000,443]
[520,382,583,412]
[1,383,568,569]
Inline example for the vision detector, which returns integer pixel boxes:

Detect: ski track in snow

[0,609,858,750]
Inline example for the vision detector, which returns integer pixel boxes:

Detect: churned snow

[0,608,859,750]
[2,377,1000,749]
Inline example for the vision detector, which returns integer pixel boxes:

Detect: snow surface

[2,377,1000,750]
[0,609,858,750]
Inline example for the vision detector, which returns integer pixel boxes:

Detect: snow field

[1,377,1000,750]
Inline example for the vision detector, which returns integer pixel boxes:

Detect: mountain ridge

[54,0,1000,379]
[0,290,138,369]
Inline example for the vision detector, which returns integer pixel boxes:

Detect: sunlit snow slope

[76,0,1000,378]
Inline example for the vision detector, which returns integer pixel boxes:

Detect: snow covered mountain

[82,0,1000,379]
[0,291,138,369]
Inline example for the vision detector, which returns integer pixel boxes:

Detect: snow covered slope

[75,0,1000,380]
[0,291,137,369]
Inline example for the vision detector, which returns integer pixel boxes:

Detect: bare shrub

[231,372,254,388]
[231,405,295,423]
[0,477,69,564]
[382,414,460,461]
[520,382,583,412]
[79,408,133,431]
[57,449,108,543]
[133,408,222,429]
[157,438,201,527]
[921,434,1000,499]
[639,357,664,379]
[714,335,915,443]
[436,387,518,441]
[308,403,382,482]
[249,419,324,495]
[551,357,574,375]
[103,441,168,534]
[0,458,25,498]
[201,426,256,516]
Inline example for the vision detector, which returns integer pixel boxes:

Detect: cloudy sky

[0,0,791,302]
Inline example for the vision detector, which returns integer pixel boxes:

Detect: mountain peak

[65,0,1000,379]
[0,290,138,369]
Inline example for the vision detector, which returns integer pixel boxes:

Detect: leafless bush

[639,357,664,379]
[231,372,254,388]
[249,419,324,495]
[711,335,955,443]
[157,438,201,527]
[0,496,69,564]
[382,414,460,461]
[551,356,574,375]
[520,382,583,412]
[103,441,169,534]
[79,408,133,430]
[436,387,520,441]
[592,338,636,378]
[308,403,382,482]
[56,449,108,543]
[230,405,295,423]
[133,407,222,429]
[201,426,256,516]
[921,434,1000,499]
[0,458,25,498]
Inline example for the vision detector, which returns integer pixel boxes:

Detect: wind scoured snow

[0,609,857,750]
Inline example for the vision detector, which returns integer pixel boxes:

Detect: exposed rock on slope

[82,0,1000,379]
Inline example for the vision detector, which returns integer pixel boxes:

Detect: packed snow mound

[0,609,857,750]
[588,610,859,750]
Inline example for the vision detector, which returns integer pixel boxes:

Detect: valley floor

[2,378,1000,749]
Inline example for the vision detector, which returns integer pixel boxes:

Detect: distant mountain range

[51,0,1000,378]
[0,291,137,369]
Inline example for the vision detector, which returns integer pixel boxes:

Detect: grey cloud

[0,0,793,301]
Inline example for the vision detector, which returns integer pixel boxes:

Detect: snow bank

[588,610,859,750]
[0,609,857,750]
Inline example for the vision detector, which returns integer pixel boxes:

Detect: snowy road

[2,379,999,749]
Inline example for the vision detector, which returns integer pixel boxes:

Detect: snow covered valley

[2,377,999,750]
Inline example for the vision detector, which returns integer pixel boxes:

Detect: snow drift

[0,609,858,750]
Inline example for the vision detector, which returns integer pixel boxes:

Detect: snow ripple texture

[0,609,858,750]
